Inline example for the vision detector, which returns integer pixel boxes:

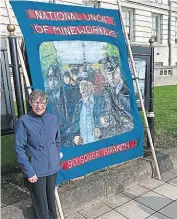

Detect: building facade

[0,0,177,86]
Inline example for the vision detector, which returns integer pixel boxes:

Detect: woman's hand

[28,174,38,183]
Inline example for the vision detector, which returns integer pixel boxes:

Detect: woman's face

[30,97,47,115]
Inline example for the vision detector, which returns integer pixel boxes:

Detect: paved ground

[1,168,177,219]
[66,168,177,219]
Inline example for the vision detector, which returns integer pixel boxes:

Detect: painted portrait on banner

[39,41,134,147]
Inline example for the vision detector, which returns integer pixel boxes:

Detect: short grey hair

[29,89,48,103]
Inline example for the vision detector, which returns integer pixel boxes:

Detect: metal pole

[147,36,155,148]
[116,0,161,180]
[5,0,32,95]
[7,24,25,117]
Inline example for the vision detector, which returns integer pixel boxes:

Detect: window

[152,13,162,43]
[150,0,167,4]
[159,69,172,76]
[168,70,172,76]
[164,70,167,75]
[153,0,162,3]
[122,8,134,41]
[175,18,177,44]
[82,0,99,7]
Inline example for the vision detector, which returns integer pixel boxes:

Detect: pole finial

[7,24,15,35]
[149,36,155,46]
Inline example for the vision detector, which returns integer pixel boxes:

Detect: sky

[53,40,108,64]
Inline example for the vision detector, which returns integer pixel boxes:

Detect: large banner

[11,1,144,185]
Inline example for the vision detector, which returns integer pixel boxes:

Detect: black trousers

[24,173,58,219]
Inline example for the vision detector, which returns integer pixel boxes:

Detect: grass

[1,85,177,170]
[14,100,28,116]
[154,85,177,137]
[1,100,28,171]
[1,134,18,171]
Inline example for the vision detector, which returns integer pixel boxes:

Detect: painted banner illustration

[11,1,144,185]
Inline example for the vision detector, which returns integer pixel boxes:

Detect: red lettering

[77,26,86,34]
[68,160,73,169]
[27,9,115,25]
[62,140,137,170]
[95,150,100,158]
[31,24,117,37]
[79,156,85,164]
[83,14,90,21]
[92,26,99,34]
[75,13,85,20]
[69,26,78,35]
[63,27,71,35]
[26,9,36,19]
[53,27,63,35]
[108,146,113,154]
[105,16,115,25]
[33,25,44,33]
[85,26,93,34]
[56,12,65,20]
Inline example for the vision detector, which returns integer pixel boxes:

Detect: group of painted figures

[45,56,134,147]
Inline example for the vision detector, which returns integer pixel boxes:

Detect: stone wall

[154,66,177,86]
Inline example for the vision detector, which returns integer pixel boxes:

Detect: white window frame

[122,7,134,41]
[152,13,162,43]
[159,69,172,76]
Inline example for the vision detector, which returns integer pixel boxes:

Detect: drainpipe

[168,0,172,66]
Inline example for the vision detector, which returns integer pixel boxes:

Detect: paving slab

[153,183,177,200]
[151,150,177,175]
[13,199,34,219]
[168,177,177,187]
[139,178,164,190]
[1,205,25,219]
[96,210,127,219]
[169,168,177,175]
[102,193,131,208]
[147,212,172,219]
[79,202,111,219]
[159,201,177,219]
[156,171,176,183]
[115,200,155,219]
[66,212,85,219]
[58,173,107,216]
[1,179,30,206]
[122,185,149,199]
[135,191,172,211]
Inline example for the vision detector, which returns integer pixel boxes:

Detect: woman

[14,89,61,219]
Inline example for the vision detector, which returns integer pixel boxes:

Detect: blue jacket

[14,111,61,178]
